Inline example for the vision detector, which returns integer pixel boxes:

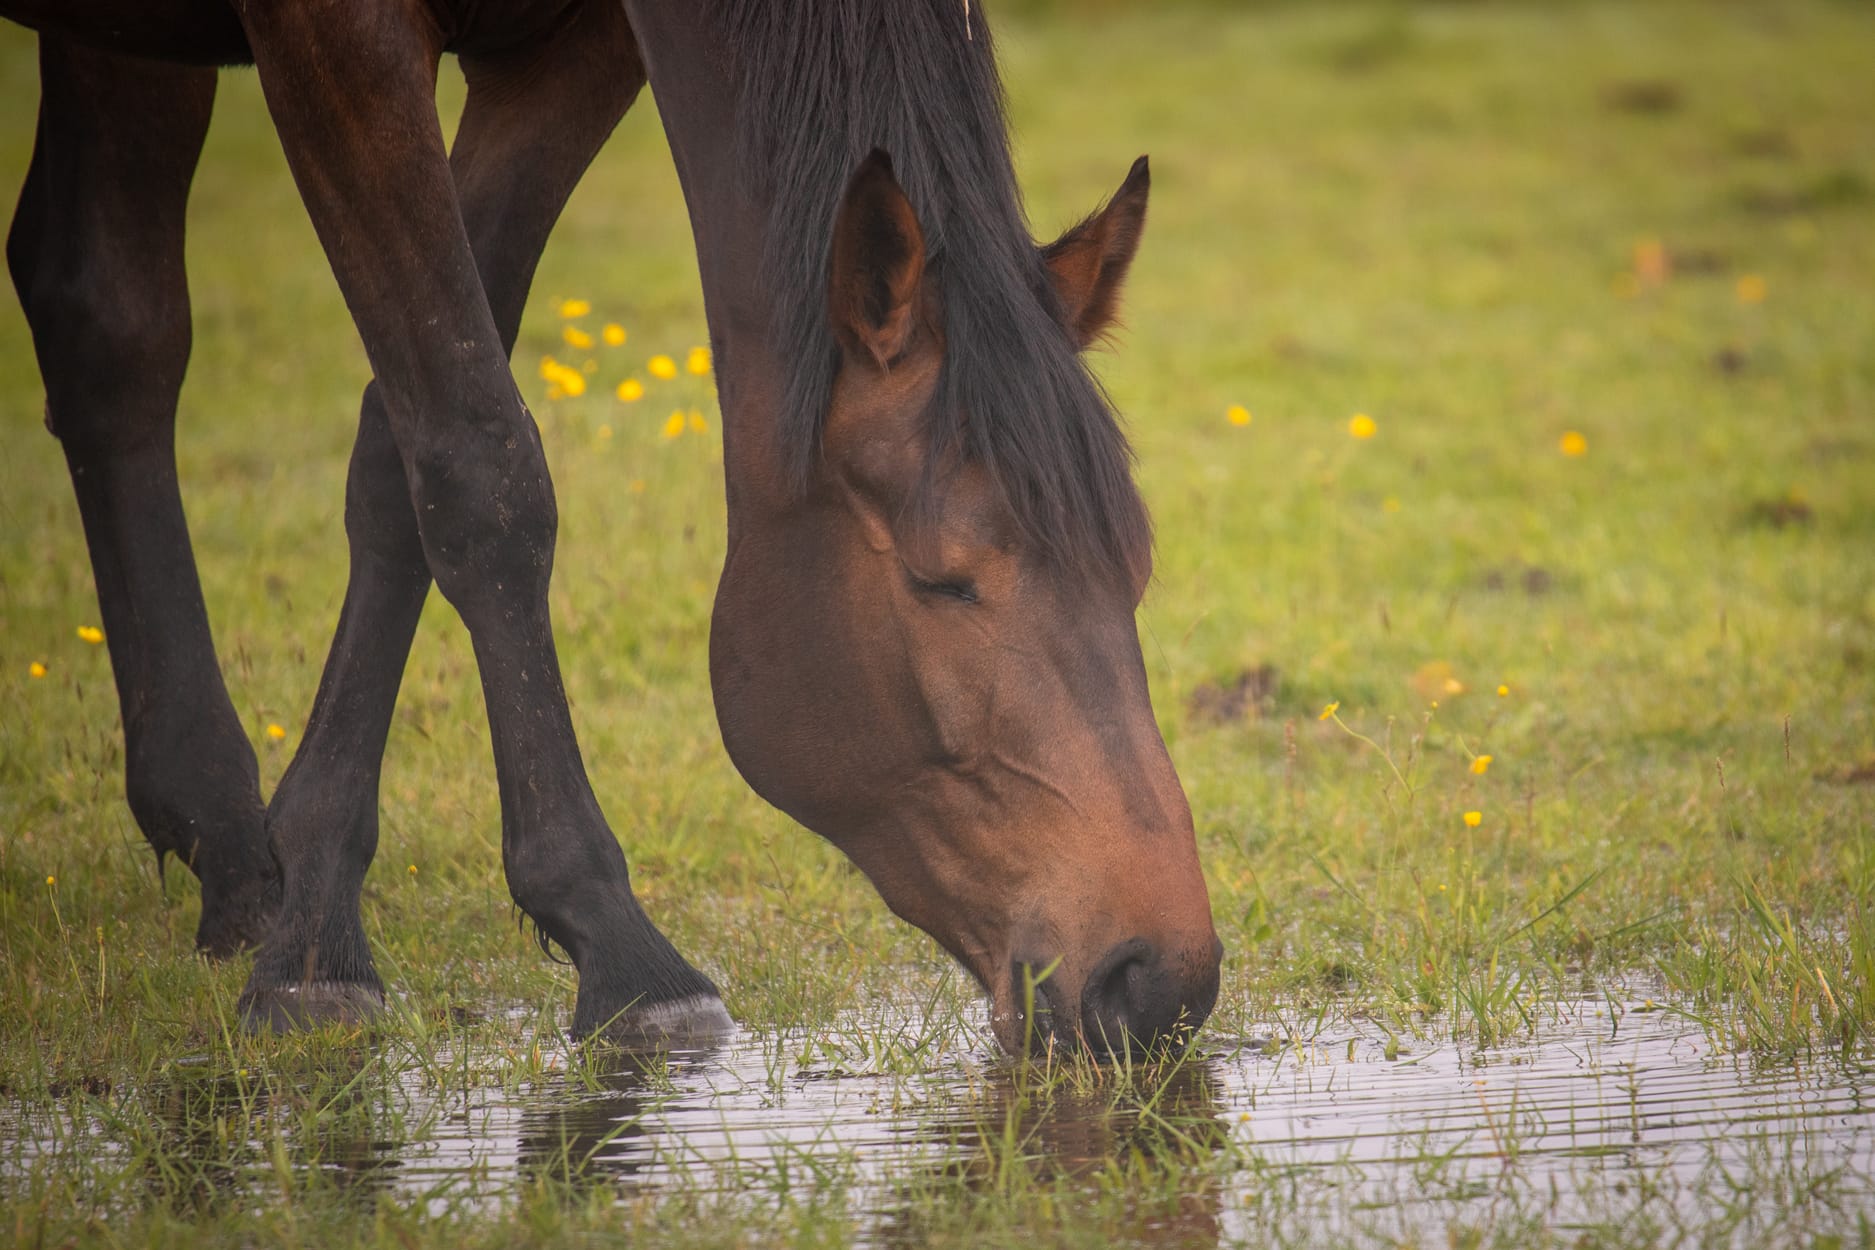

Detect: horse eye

[905,568,980,604]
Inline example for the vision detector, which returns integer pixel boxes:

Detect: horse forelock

[712,0,1152,587]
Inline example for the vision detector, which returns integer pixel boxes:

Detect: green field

[3,2,1874,1246]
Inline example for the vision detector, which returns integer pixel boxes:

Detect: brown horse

[3,0,1222,1056]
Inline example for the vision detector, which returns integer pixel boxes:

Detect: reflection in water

[5,997,1873,1247]
[880,1058,1230,1248]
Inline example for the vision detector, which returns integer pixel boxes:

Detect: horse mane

[712,0,1152,585]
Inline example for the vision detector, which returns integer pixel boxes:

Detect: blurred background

[2,0,1871,1070]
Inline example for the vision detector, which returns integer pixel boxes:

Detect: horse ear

[1042,155,1150,349]
[829,149,927,369]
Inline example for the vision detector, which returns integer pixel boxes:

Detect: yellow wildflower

[1226,404,1251,427]
[616,378,644,402]
[648,354,678,381]
[1497,684,1510,697]
[1471,755,1492,775]
[266,723,287,742]
[602,323,627,347]
[686,346,712,375]
[46,875,55,887]
[1463,810,1483,828]
[77,626,104,645]
[559,298,591,318]
[408,864,418,877]
[1559,430,1588,457]
[28,661,47,679]
[1736,274,1767,304]
[563,326,594,351]
[688,408,708,433]
[1348,413,1377,440]
[539,356,587,397]
[1318,701,1339,721]
[662,410,685,439]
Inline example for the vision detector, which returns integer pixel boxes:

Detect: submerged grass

[3,0,1874,1245]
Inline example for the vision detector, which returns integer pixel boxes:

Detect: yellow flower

[77,626,105,645]
[648,354,678,381]
[1318,701,1339,721]
[1226,404,1251,427]
[602,323,627,347]
[559,298,591,318]
[687,408,708,433]
[28,661,47,679]
[539,356,587,397]
[45,875,55,887]
[266,723,287,742]
[1383,497,1401,513]
[408,864,418,877]
[686,346,712,376]
[1463,810,1483,828]
[661,410,685,439]
[616,378,644,402]
[1348,413,1377,440]
[563,326,594,350]
[1736,274,1767,304]
[1559,430,1588,457]
[628,480,646,494]
[1471,754,1493,775]
[1497,684,1510,697]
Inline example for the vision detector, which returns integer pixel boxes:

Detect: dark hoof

[584,994,736,1051]
[239,981,385,1033]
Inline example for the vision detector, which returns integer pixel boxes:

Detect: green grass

[4,2,1875,1246]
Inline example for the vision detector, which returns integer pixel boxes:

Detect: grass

[3,1,1874,1246]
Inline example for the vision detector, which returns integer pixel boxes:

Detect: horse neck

[624,2,798,531]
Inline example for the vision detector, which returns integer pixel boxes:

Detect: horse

[3,0,1223,1057]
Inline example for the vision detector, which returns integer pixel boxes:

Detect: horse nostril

[1080,936,1154,1055]
[1080,934,1221,1058]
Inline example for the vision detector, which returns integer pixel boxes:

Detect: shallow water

[7,996,1873,1246]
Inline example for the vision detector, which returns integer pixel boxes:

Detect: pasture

[3,1,1873,1245]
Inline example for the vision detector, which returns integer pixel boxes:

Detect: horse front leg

[233,0,729,1041]
[7,39,278,955]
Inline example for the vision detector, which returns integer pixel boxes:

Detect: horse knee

[17,247,192,455]
[404,409,561,611]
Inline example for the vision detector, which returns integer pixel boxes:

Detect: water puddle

[6,995,1872,1244]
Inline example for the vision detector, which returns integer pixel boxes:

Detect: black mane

[714,0,1151,584]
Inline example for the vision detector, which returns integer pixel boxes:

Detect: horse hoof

[585,994,736,1050]
[239,981,386,1033]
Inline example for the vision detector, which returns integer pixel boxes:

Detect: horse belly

[0,0,251,66]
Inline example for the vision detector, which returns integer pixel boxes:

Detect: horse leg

[234,0,728,1039]
[6,39,278,955]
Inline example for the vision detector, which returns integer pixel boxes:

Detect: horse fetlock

[123,725,276,952]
